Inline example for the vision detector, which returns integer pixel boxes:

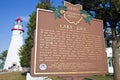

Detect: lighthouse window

[20,32,22,34]
[13,64,16,67]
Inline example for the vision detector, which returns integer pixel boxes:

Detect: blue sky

[0,0,63,53]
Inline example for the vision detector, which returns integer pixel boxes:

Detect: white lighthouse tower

[4,17,24,71]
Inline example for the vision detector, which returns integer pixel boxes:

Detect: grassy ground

[0,72,113,80]
[83,74,113,80]
[0,72,26,80]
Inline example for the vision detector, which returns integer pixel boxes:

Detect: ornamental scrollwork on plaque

[50,6,94,24]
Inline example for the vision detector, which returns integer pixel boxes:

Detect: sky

[0,0,63,53]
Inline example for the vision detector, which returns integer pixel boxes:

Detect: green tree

[0,50,7,68]
[19,0,51,67]
[110,1,120,80]
[65,0,120,80]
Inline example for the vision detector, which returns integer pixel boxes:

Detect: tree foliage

[19,0,51,67]
[0,50,7,68]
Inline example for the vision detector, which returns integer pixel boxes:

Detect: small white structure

[26,73,48,80]
[106,47,114,73]
[4,17,24,71]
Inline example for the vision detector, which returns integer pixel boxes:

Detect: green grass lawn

[0,72,113,80]
[83,74,113,80]
[0,72,26,80]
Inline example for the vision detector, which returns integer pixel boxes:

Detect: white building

[4,17,24,71]
[106,47,114,74]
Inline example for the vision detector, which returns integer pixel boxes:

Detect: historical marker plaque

[31,1,108,77]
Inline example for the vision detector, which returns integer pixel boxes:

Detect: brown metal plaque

[30,1,108,77]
